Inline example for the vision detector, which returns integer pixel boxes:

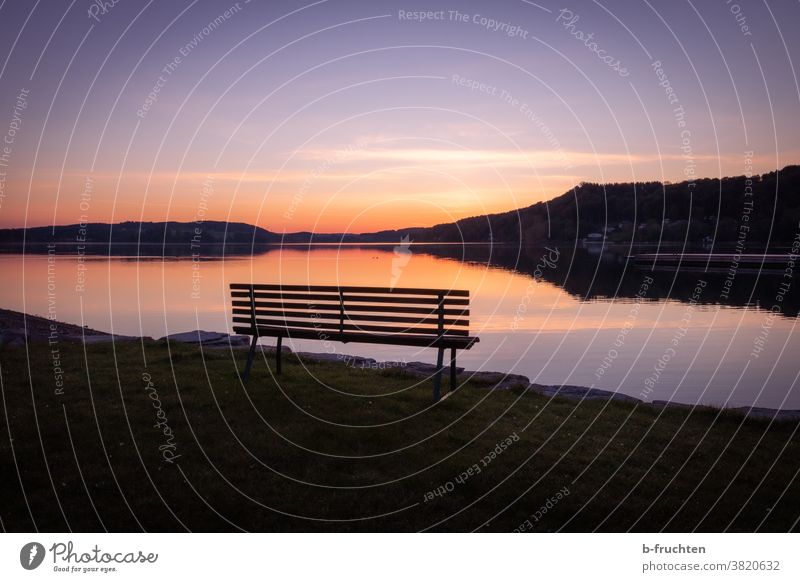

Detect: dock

[632,253,794,274]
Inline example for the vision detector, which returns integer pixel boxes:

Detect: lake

[2,243,799,409]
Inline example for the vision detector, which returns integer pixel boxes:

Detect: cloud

[294,146,722,171]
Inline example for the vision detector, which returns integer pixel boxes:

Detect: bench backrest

[230,284,471,338]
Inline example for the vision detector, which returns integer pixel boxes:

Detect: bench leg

[241,335,258,381]
[450,348,457,392]
[276,336,282,375]
[433,347,444,401]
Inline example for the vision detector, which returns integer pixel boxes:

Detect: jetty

[632,253,793,273]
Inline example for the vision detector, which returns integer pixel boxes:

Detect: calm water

[2,244,799,409]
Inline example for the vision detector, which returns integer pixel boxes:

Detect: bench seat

[232,325,478,349]
[230,283,480,400]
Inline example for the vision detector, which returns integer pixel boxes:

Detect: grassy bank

[1,338,798,532]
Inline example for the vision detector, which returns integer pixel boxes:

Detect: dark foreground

[1,337,798,532]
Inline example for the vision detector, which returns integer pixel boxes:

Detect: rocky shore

[3,308,799,422]
[0,308,142,347]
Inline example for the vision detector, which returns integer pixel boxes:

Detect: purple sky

[0,0,798,232]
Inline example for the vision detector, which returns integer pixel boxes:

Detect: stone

[466,371,531,390]
[73,334,146,344]
[653,401,800,422]
[400,361,466,377]
[533,384,642,403]
[161,330,250,347]
[731,406,800,422]
[163,330,228,343]
[258,344,291,353]
[402,361,442,376]
[296,351,345,362]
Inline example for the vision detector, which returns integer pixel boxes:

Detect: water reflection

[413,243,800,318]
[1,243,798,409]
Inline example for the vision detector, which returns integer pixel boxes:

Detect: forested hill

[0,221,405,245]
[0,221,282,245]
[400,165,800,244]
[2,166,799,246]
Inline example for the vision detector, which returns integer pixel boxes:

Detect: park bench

[230,284,479,400]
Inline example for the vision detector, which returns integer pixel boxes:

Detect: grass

[1,338,799,532]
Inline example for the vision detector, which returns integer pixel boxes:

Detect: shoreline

[2,307,799,421]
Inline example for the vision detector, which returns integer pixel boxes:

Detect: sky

[0,0,798,233]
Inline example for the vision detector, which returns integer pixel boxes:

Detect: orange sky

[2,149,790,233]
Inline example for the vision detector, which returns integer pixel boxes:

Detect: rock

[296,351,348,363]
[340,355,376,367]
[653,401,800,422]
[72,334,147,344]
[730,406,800,422]
[533,384,642,403]
[400,361,465,377]
[163,330,228,343]
[379,361,411,370]
[161,330,250,347]
[380,362,526,389]
[402,361,441,376]
[258,344,291,353]
[466,371,531,390]
[296,352,369,365]
[0,327,145,346]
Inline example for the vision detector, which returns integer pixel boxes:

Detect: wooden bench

[230,284,479,400]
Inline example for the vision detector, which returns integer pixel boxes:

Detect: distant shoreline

[2,164,800,247]
[3,240,800,257]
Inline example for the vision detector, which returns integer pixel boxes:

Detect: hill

[0,220,277,245]
[2,165,799,246]
[0,219,418,246]
[403,165,800,245]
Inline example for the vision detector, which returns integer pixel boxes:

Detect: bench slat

[230,283,468,297]
[229,283,479,366]
[231,300,469,317]
[232,317,469,336]
[232,325,477,349]
[231,291,469,306]
[231,283,479,401]
[232,308,469,327]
